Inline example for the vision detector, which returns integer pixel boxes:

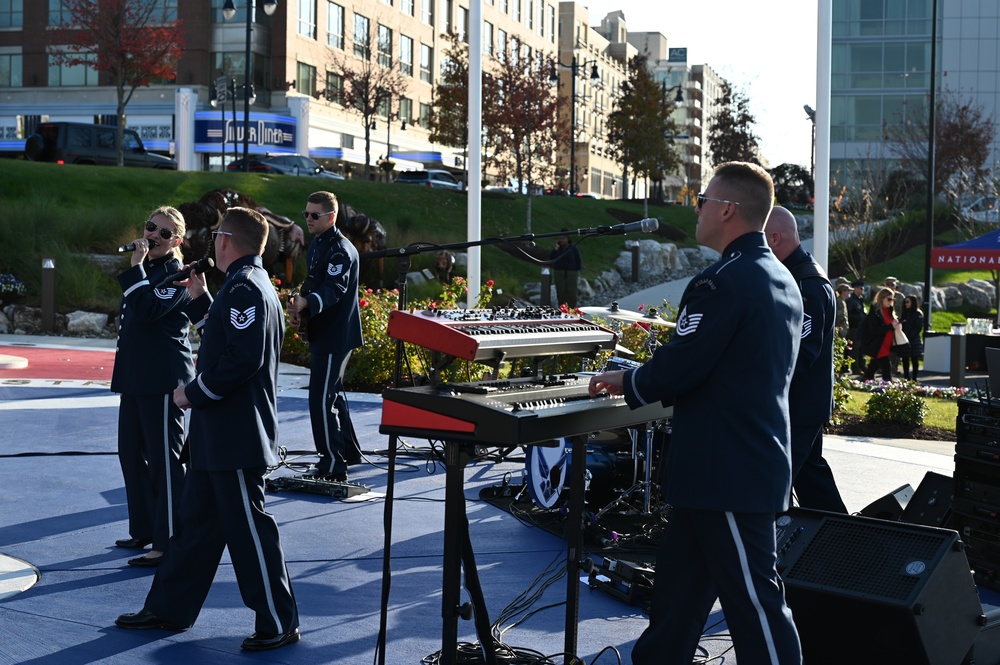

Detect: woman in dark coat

[899,294,924,380]
[861,287,902,381]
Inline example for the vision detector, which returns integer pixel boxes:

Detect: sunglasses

[145,220,177,240]
[302,210,335,221]
[696,194,741,208]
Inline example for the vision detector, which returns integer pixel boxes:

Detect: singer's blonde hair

[149,206,186,261]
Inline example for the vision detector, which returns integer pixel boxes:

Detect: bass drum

[524,441,568,509]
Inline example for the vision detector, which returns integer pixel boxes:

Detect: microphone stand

[368,224,653,665]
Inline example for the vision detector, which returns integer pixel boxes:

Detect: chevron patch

[154,287,177,300]
[328,263,344,277]
[801,312,812,339]
[230,306,256,330]
[675,306,703,336]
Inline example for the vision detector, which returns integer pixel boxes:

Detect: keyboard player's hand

[589,370,625,397]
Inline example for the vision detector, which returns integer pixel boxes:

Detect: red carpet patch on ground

[0,345,114,381]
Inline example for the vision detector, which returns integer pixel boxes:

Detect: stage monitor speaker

[901,471,954,528]
[858,483,913,521]
[779,511,984,665]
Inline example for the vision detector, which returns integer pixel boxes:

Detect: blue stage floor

[0,336,995,665]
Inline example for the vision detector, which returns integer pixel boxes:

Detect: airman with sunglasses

[287,191,364,482]
[110,206,209,568]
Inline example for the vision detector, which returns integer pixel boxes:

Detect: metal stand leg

[594,422,657,519]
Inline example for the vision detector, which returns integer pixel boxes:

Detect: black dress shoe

[127,554,163,568]
[241,627,300,651]
[115,537,152,549]
[115,609,185,631]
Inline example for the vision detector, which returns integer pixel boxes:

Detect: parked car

[544,187,570,196]
[962,197,1000,223]
[227,154,344,178]
[394,169,464,190]
[23,122,177,169]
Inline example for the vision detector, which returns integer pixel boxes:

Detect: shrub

[864,387,928,427]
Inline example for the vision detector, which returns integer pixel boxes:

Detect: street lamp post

[222,0,277,172]
[550,57,599,195]
[804,104,816,183]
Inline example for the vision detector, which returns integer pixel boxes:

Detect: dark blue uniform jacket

[783,245,835,426]
[111,255,202,395]
[301,225,363,355]
[183,255,283,471]
[623,232,803,513]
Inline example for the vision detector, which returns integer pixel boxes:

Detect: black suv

[24,122,177,169]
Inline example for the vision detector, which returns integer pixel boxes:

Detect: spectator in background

[550,230,582,309]
[899,295,925,381]
[862,288,903,381]
[835,282,851,339]
[846,280,867,374]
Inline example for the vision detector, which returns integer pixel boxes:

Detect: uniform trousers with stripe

[143,467,299,635]
[308,349,353,476]
[117,393,186,550]
[632,508,801,665]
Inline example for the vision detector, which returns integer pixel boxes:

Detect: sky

[581,0,820,169]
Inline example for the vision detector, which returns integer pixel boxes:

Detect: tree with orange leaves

[50,0,184,166]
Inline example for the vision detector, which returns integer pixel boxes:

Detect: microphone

[611,218,659,234]
[154,258,215,289]
[579,218,659,236]
[118,239,158,252]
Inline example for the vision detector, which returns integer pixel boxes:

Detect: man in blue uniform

[116,207,300,652]
[589,162,803,665]
[766,206,847,513]
[287,191,363,482]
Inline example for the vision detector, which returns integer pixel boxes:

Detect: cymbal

[580,304,675,328]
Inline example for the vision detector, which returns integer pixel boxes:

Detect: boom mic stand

[367,221,658,665]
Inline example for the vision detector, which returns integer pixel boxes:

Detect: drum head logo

[526,442,568,509]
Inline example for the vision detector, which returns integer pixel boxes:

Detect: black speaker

[777,510,984,665]
[901,471,954,528]
[858,483,913,520]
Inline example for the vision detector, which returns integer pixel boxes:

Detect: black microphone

[580,218,659,235]
[154,258,215,289]
[118,239,158,252]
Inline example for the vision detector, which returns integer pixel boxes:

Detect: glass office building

[830,0,1000,190]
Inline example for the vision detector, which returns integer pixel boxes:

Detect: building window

[444,0,453,34]
[419,101,431,127]
[377,24,392,68]
[420,0,433,25]
[459,6,468,42]
[401,0,414,17]
[484,22,493,56]
[152,0,178,22]
[325,70,343,103]
[420,43,432,83]
[498,29,507,59]
[341,132,355,150]
[48,53,99,86]
[500,0,508,14]
[383,0,392,5]
[298,0,316,39]
[514,0,521,23]
[547,5,555,43]
[400,97,413,125]
[297,61,317,97]
[48,0,72,26]
[354,13,370,59]
[0,53,22,87]
[0,0,22,28]
[327,2,345,49]
[400,34,414,76]
[527,0,533,30]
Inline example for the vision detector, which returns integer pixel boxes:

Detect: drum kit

[523,302,675,520]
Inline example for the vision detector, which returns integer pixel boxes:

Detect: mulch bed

[824,412,954,442]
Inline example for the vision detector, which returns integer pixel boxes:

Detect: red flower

[637,304,645,311]
[359,298,369,308]
[275,279,282,286]
[365,288,373,294]
[486,280,494,287]
[559,304,569,313]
